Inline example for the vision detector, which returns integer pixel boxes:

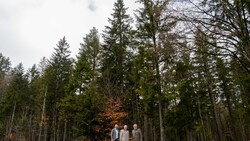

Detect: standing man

[132,124,142,141]
[120,125,129,141]
[111,124,119,141]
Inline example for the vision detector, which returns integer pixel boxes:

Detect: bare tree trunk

[197,97,205,141]
[44,122,47,141]
[153,33,165,141]
[207,118,213,141]
[224,92,238,141]
[63,121,67,141]
[239,117,247,141]
[8,101,16,141]
[208,89,223,141]
[53,107,56,141]
[153,126,156,141]
[204,62,223,141]
[39,85,47,141]
[56,120,60,141]
[186,129,193,141]
[143,113,148,141]
[158,101,165,141]
[149,119,153,141]
[28,114,32,141]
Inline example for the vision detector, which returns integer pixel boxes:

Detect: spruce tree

[59,28,103,140]
[45,36,73,141]
[135,0,177,140]
[101,0,133,97]
[4,63,30,140]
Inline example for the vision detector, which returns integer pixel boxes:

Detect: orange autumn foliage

[95,98,127,139]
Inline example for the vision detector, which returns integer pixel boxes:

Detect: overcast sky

[0,0,190,70]
[0,0,141,69]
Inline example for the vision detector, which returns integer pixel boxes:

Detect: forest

[0,0,250,141]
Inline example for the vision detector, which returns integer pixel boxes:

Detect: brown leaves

[95,98,127,137]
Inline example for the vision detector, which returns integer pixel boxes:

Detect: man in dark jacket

[111,124,119,141]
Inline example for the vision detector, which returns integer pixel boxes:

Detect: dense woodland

[1,0,250,140]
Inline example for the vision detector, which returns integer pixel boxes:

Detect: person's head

[115,124,118,129]
[133,124,138,129]
[124,125,128,130]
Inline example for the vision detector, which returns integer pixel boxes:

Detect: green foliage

[101,0,134,97]
[57,28,104,140]
[0,53,12,133]
[0,53,11,76]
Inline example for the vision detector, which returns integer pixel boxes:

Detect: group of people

[111,124,142,141]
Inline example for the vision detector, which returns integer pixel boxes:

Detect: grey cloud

[88,0,97,11]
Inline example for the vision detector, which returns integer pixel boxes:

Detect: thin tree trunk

[5,120,10,141]
[8,101,16,141]
[239,116,247,141]
[207,117,213,141]
[211,95,222,140]
[158,101,165,141]
[39,85,47,141]
[15,128,18,141]
[53,107,56,141]
[187,129,193,141]
[153,126,156,141]
[204,61,223,141]
[44,122,47,141]
[143,113,148,141]
[208,88,223,141]
[63,121,67,141]
[152,30,165,141]
[149,119,153,141]
[225,95,237,141]
[197,97,205,141]
[56,120,60,141]
[28,114,32,141]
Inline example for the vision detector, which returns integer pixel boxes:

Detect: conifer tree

[135,0,177,140]
[58,28,103,140]
[45,36,73,141]
[101,0,133,97]
[4,63,29,140]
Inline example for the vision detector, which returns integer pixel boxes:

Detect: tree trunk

[204,59,223,141]
[56,120,60,141]
[8,101,16,141]
[44,122,47,141]
[143,113,148,141]
[152,27,165,141]
[197,97,205,141]
[153,126,156,141]
[158,101,165,141]
[224,93,237,141]
[208,87,223,141]
[186,129,193,141]
[149,119,153,141]
[39,85,47,141]
[63,121,67,141]
[53,107,56,141]
[28,114,32,141]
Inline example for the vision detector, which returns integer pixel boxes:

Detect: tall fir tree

[101,0,133,97]
[58,28,103,140]
[135,0,177,140]
[4,63,30,140]
[192,28,224,141]
[0,53,11,113]
[45,36,73,141]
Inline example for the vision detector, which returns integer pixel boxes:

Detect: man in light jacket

[111,124,119,141]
